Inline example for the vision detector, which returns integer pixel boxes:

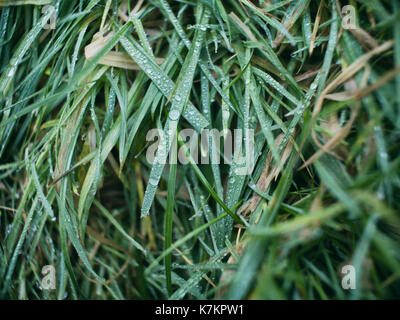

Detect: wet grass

[0,0,400,299]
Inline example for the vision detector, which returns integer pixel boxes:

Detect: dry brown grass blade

[85,31,166,72]
[336,0,378,50]
[299,41,393,170]
[310,0,324,55]
[229,11,257,41]
[311,40,394,120]
[244,0,279,19]
[354,66,400,100]
[238,0,250,17]
[326,66,400,101]
[272,0,309,48]
[216,235,248,298]
[325,91,354,101]
[294,66,321,83]
[350,27,379,50]
[98,51,164,70]
[87,225,132,256]
[119,0,144,22]
[157,234,216,288]
[312,77,364,161]
[237,132,294,218]
[85,32,115,59]
[299,106,359,170]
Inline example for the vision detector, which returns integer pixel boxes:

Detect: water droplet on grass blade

[169,110,180,120]
[8,68,15,77]
[148,178,158,186]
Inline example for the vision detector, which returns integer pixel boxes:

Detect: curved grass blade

[140,6,208,216]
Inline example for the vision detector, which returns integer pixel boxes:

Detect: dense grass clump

[0,0,399,300]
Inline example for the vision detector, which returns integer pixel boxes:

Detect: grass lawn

[0,0,399,300]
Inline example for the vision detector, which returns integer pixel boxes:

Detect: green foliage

[0,0,399,300]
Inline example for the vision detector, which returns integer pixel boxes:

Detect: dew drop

[148,178,158,186]
[169,110,180,120]
[8,68,15,77]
